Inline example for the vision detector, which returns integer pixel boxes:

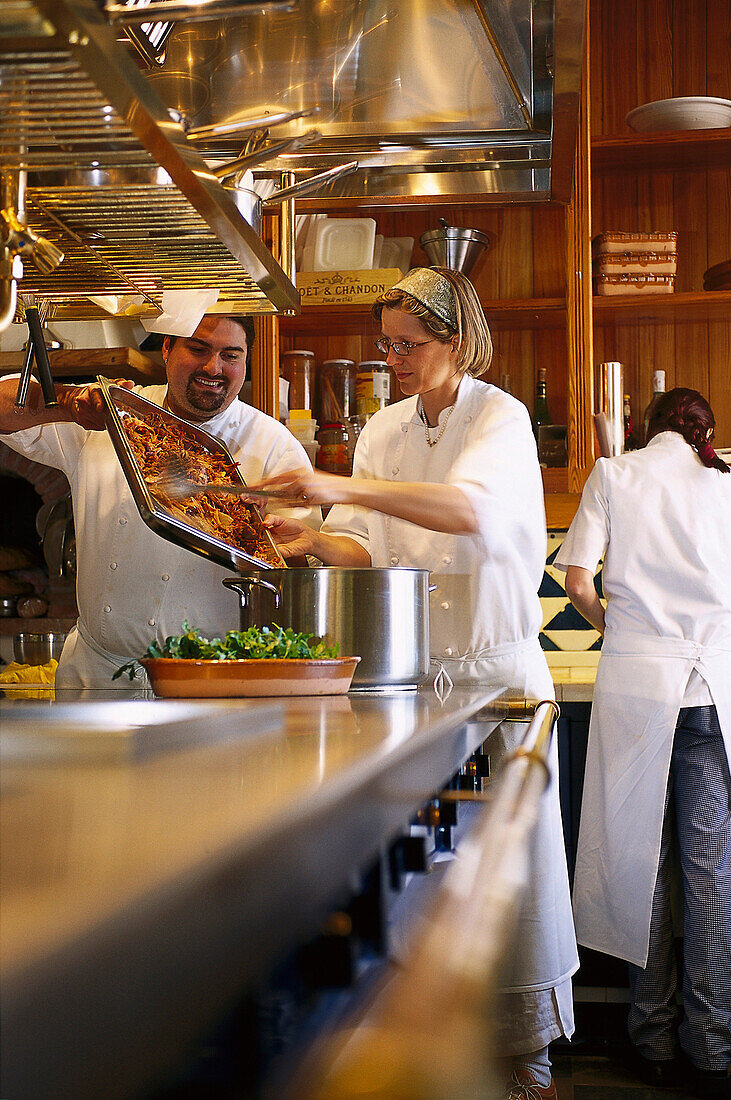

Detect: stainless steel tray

[99,378,285,571]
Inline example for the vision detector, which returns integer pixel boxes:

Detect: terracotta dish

[142,656,361,698]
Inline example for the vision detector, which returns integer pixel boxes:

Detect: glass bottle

[500,371,513,395]
[623,393,638,451]
[642,370,666,445]
[315,422,352,475]
[280,349,314,412]
[317,359,357,424]
[532,368,552,437]
[356,360,390,419]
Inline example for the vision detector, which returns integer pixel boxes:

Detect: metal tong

[154,454,302,506]
[15,295,57,410]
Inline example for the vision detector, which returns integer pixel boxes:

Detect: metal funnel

[419,220,491,276]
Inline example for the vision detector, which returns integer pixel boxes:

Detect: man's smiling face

[163,316,248,422]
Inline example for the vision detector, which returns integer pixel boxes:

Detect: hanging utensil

[186,107,320,144]
[224,161,359,235]
[14,298,49,410]
[19,294,57,408]
[213,129,323,181]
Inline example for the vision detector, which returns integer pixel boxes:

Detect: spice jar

[356,360,390,418]
[280,349,314,412]
[317,359,356,424]
[316,422,352,475]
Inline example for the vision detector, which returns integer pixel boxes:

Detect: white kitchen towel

[140,288,220,337]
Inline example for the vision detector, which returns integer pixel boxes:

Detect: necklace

[419,396,456,448]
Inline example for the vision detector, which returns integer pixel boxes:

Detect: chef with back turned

[0,310,319,687]
[555,388,731,1097]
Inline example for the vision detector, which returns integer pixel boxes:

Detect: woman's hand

[57,378,135,430]
[249,467,353,507]
[262,514,316,560]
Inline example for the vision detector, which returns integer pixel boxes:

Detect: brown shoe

[504,1068,558,1099]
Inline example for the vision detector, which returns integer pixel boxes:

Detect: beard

[184,374,230,414]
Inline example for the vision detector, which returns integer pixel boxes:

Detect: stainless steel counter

[0,686,501,1100]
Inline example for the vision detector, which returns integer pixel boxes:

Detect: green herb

[113,621,338,680]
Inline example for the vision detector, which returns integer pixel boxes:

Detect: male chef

[0,313,318,687]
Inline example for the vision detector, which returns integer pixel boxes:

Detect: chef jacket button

[392,466,399,475]
[444,647,453,656]
[119,517,127,525]
[103,605,111,613]
[162,574,170,581]
[390,555,399,565]
[464,415,472,423]
[441,600,450,610]
[109,562,117,570]
[148,618,156,627]
[401,424,408,433]
[442,554,453,565]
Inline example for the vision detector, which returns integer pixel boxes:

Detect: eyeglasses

[374,336,434,357]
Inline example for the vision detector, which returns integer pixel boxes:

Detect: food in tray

[114,621,340,680]
[120,408,284,566]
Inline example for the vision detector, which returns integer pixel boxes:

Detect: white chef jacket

[3,385,319,687]
[555,432,731,965]
[324,374,579,999]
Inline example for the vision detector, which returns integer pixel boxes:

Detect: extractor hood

[0,0,586,327]
[0,0,301,327]
[131,0,586,206]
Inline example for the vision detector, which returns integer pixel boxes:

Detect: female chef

[555,389,731,1097]
[257,267,578,1099]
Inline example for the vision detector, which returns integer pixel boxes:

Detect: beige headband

[388,267,458,329]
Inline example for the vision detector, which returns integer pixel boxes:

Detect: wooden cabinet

[254,0,730,526]
[588,0,731,451]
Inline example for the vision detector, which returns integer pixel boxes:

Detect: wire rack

[0,1,298,318]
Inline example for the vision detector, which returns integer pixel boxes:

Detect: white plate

[312,217,376,271]
[626,96,731,132]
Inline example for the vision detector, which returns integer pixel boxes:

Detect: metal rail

[285,699,561,1099]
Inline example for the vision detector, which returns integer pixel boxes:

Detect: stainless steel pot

[223,568,432,691]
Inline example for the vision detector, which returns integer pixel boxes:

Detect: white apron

[323,379,579,998]
[573,629,731,968]
[447,639,578,995]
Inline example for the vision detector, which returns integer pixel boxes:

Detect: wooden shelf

[593,289,731,325]
[0,347,164,383]
[281,297,567,334]
[592,128,731,172]
[0,616,76,636]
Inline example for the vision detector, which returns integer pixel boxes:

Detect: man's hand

[262,514,316,559]
[57,378,135,430]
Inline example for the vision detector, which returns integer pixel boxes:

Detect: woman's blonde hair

[372,266,493,377]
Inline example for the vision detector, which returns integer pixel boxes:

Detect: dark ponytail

[647,388,729,473]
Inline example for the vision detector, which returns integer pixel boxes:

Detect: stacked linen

[592,231,677,295]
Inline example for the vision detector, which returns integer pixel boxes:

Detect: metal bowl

[419,225,491,276]
[13,632,68,666]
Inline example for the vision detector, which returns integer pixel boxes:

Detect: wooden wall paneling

[637,0,673,107]
[499,207,534,298]
[706,168,731,268]
[566,14,595,492]
[536,328,569,425]
[492,330,534,410]
[589,0,604,134]
[706,0,731,97]
[601,0,637,133]
[532,206,567,298]
[673,0,707,97]
[708,321,731,447]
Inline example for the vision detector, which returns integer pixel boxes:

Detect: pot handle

[429,583,438,593]
[222,576,281,609]
[265,160,358,204]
